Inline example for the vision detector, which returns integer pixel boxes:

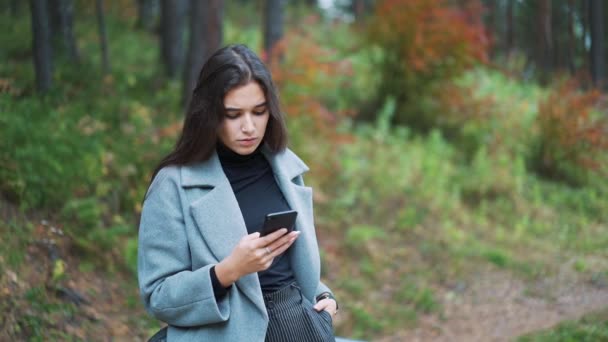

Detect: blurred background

[1,0,607,341]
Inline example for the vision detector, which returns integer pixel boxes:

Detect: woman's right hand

[215,228,300,287]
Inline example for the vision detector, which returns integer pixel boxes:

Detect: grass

[518,309,608,342]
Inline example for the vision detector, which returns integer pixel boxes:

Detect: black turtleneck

[212,142,296,295]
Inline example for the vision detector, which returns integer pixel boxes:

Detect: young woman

[138,44,337,342]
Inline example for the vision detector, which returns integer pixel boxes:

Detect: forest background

[1,0,607,341]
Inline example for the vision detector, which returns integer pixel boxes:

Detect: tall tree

[182,0,223,109]
[30,0,53,92]
[49,0,80,62]
[351,0,373,21]
[567,0,576,74]
[137,0,158,31]
[537,0,553,77]
[264,0,284,63]
[10,0,20,16]
[160,0,187,79]
[96,0,110,74]
[589,0,606,89]
[505,0,514,58]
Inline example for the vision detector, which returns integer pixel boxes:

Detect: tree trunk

[264,0,284,63]
[137,0,157,31]
[589,0,606,89]
[506,0,514,58]
[95,0,110,74]
[182,0,223,109]
[49,0,79,62]
[567,0,576,74]
[30,0,53,92]
[10,0,20,16]
[537,0,553,78]
[160,0,187,79]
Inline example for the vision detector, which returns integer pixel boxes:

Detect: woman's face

[218,81,270,155]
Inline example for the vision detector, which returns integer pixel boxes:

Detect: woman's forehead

[224,81,266,109]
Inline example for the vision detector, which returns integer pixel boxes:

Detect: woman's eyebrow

[225,102,267,112]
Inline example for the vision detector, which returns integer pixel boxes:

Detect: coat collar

[180,144,309,188]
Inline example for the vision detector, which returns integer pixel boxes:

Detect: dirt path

[378,267,608,342]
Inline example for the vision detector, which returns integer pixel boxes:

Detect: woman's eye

[225,113,239,119]
[253,109,267,116]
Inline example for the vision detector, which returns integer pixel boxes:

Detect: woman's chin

[231,144,259,155]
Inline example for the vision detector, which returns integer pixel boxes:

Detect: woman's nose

[241,113,255,133]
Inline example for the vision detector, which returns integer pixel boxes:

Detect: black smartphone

[261,210,298,237]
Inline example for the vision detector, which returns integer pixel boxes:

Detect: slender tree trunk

[506,0,514,58]
[49,0,79,62]
[10,0,20,16]
[137,0,157,31]
[182,0,223,109]
[589,0,606,89]
[352,0,364,21]
[30,0,53,92]
[568,0,576,74]
[537,0,553,78]
[264,0,284,63]
[160,0,186,79]
[96,0,110,74]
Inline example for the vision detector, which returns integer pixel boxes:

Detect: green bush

[0,95,104,208]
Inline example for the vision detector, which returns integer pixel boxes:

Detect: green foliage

[345,225,387,248]
[447,67,542,160]
[0,95,104,209]
[481,248,510,268]
[457,146,527,204]
[397,283,440,314]
[349,304,385,338]
[519,309,608,342]
[20,286,78,341]
[124,237,139,275]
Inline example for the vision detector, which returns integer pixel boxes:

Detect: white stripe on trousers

[263,282,336,342]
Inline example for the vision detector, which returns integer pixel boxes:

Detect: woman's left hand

[313,298,338,319]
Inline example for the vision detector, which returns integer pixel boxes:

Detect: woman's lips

[238,138,257,147]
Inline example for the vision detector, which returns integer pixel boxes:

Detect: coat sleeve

[137,167,230,327]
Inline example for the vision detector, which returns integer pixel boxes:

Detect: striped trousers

[263,282,335,342]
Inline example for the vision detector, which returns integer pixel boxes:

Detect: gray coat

[137,146,333,341]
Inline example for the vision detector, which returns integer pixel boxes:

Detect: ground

[1,196,607,341]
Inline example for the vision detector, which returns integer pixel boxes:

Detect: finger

[263,258,273,270]
[243,232,261,241]
[313,299,334,311]
[267,237,295,258]
[267,231,299,252]
[253,228,287,247]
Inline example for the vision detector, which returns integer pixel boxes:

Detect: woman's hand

[215,228,300,287]
[314,298,338,319]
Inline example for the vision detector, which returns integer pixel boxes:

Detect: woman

[138,44,337,342]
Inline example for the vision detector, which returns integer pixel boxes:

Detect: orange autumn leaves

[369,0,489,76]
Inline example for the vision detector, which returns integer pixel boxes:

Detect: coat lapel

[183,152,267,316]
[262,147,320,300]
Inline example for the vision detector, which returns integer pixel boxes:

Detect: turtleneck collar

[216,141,264,166]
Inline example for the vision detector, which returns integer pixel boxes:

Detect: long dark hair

[150,44,288,183]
